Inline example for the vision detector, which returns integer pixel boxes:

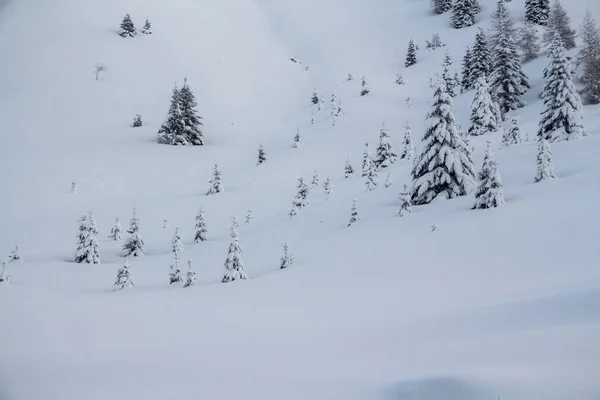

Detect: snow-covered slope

[1,0,599,399]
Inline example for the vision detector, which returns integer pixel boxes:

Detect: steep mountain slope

[1,0,599,399]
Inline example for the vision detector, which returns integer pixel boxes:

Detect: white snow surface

[1,0,600,399]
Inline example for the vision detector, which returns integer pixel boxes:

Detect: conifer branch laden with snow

[207,164,223,195]
[183,260,197,288]
[122,208,145,257]
[347,199,361,227]
[114,259,134,291]
[535,138,556,182]
[108,217,123,241]
[473,142,505,209]
[280,243,295,269]
[222,218,248,283]
[194,207,207,243]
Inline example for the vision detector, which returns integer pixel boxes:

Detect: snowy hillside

[1,0,600,398]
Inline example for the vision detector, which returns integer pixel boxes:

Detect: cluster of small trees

[0,245,22,284]
[118,14,151,37]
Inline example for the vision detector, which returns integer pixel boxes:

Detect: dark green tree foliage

[525,0,550,26]
[468,29,492,90]
[461,47,473,90]
[451,0,476,29]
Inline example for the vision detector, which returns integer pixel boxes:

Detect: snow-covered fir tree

[245,209,253,224]
[461,47,473,90]
[122,208,145,257]
[364,157,378,191]
[468,76,499,136]
[194,207,207,243]
[468,28,492,90]
[132,114,143,127]
[535,138,556,182]
[171,227,184,254]
[400,123,417,161]
[206,164,223,195]
[108,217,122,241]
[183,260,197,288]
[311,170,319,186]
[471,0,481,14]
[395,73,404,85]
[538,32,585,142]
[141,18,152,34]
[361,141,371,177]
[8,245,21,263]
[452,0,476,29]
[374,124,398,169]
[157,85,185,145]
[384,173,394,188]
[398,185,413,217]
[577,10,600,105]
[222,218,248,283]
[119,13,136,37]
[293,129,301,148]
[280,243,295,269]
[360,76,370,96]
[178,79,204,145]
[426,33,445,50]
[542,0,576,50]
[293,178,310,208]
[347,199,361,227]
[0,261,10,283]
[411,79,475,205]
[169,251,183,285]
[519,24,541,63]
[257,143,266,165]
[502,116,523,146]
[431,0,453,15]
[74,212,100,264]
[344,157,355,178]
[311,89,319,105]
[405,39,417,67]
[525,0,550,26]
[113,259,134,291]
[88,212,99,236]
[323,177,332,197]
[473,142,505,209]
[489,0,530,118]
[441,52,456,96]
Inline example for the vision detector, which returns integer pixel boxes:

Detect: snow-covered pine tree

[400,123,417,161]
[183,260,197,288]
[157,85,185,145]
[411,79,475,205]
[344,157,355,178]
[132,114,143,127]
[535,138,556,182]
[365,157,378,191]
[525,0,550,26]
[280,243,295,269]
[8,245,21,263]
[257,143,266,165]
[542,0,576,50]
[441,52,456,96]
[374,124,398,169]
[88,212,99,236]
[396,73,404,85]
[468,76,499,136]
[194,207,207,242]
[361,141,371,177]
[207,164,223,195]
[311,170,320,186]
[489,0,530,118]
[473,142,505,209]
[384,173,394,188]
[502,116,522,146]
[113,259,134,290]
[347,199,361,226]
[452,0,476,29]
[222,218,248,283]
[431,0,453,15]
[360,76,370,96]
[398,185,413,217]
[108,217,123,241]
[169,251,183,285]
[293,129,301,148]
[141,18,152,34]
[461,47,473,90]
[468,28,492,90]
[171,227,184,254]
[245,209,253,224]
[311,89,319,105]
[405,39,417,67]
[74,213,100,264]
[119,13,136,37]
[520,24,541,63]
[0,261,10,283]
[293,178,310,208]
[178,79,204,145]
[122,208,145,257]
[577,10,600,105]
[538,32,585,142]
[323,177,332,197]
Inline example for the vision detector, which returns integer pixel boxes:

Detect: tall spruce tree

[535,138,556,182]
[525,0,550,26]
[405,39,417,67]
[472,142,505,209]
[519,24,541,63]
[468,28,492,90]
[411,79,475,205]
[119,14,136,37]
[452,0,476,29]
[122,208,145,257]
[222,218,248,283]
[207,164,223,195]
[542,0,576,50]
[374,124,398,169]
[157,85,185,145]
[400,123,417,161]
[74,213,100,264]
[468,76,499,136]
[538,33,585,142]
[194,207,207,243]
[577,11,600,105]
[113,259,134,290]
[178,79,204,145]
[461,47,473,91]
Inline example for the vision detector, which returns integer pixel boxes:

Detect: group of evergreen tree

[577,11,600,105]
[451,0,480,29]
[119,14,151,37]
[525,0,550,26]
[157,79,204,146]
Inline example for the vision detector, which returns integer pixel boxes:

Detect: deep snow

[1,0,599,399]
